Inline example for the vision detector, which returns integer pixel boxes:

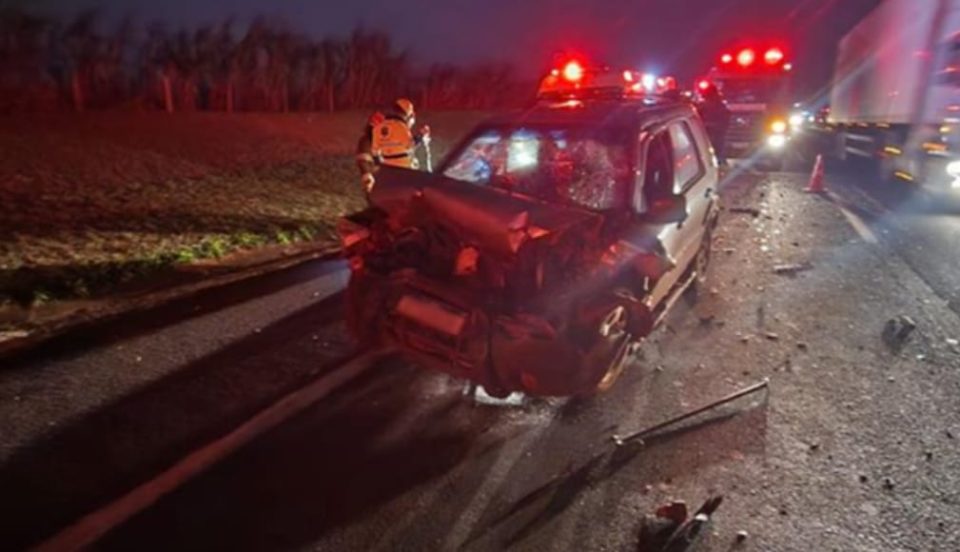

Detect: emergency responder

[695,84,731,165]
[355,98,430,193]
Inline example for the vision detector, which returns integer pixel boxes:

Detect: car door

[667,118,715,270]
[629,117,715,309]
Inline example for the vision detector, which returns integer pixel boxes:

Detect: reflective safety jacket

[371,117,419,169]
[356,114,422,176]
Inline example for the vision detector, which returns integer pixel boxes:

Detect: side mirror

[646,194,688,224]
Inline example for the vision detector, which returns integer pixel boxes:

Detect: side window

[642,131,675,205]
[669,122,705,191]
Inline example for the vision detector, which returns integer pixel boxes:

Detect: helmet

[395,98,415,122]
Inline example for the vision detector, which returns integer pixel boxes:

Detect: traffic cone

[806,154,827,193]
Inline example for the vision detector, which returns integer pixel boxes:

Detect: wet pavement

[2,166,960,551]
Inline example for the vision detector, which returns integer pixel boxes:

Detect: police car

[339,61,720,397]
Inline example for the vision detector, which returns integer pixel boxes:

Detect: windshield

[443,126,631,210]
[715,77,787,105]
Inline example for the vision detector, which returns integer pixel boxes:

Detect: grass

[0,110,487,309]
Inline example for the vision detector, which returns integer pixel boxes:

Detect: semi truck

[828,0,960,198]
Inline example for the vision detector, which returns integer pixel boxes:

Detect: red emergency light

[764,48,784,64]
[562,60,585,82]
[697,79,712,91]
[737,49,756,67]
[721,53,733,64]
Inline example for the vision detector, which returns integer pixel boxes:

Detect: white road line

[32,349,385,552]
[828,192,879,244]
[441,412,557,550]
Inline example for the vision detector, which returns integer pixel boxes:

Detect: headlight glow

[771,120,788,134]
[947,160,960,178]
[767,134,787,149]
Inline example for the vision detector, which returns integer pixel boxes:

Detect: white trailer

[829,0,960,194]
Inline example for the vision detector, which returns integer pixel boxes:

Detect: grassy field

[0,111,486,309]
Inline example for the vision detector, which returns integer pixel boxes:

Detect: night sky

[27,0,882,97]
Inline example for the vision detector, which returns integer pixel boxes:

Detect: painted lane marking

[32,350,385,552]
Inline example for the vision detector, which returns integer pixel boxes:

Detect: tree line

[0,8,534,113]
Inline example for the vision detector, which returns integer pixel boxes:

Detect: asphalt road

[824,166,960,319]
[2,166,960,551]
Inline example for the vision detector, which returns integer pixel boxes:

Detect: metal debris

[637,496,723,552]
[772,262,813,276]
[882,315,916,351]
[728,207,761,217]
[612,379,769,447]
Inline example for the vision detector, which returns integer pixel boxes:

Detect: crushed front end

[338,168,660,396]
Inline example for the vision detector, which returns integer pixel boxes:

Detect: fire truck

[699,45,795,167]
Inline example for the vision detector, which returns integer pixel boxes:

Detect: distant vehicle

[698,44,796,168]
[828,0,960,200]
[337,63,720,397]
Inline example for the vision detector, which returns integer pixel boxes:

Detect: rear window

[443,126,631,210]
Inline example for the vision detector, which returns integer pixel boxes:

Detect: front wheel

[578,302,634,395]
[685,227,714,302]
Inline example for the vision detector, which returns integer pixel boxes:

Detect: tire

[578,302,634,395]
[685,227,713,303]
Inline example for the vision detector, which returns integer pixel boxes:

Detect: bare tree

[0,8,527,113]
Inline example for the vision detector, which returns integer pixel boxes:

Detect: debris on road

[735,530,749,543]
[637,495,723,552]
[764,332,780,341]
[882,477,896,491]
[728,207,761,217]
[612,379,769,447]
[772,262,813,276]
[881,315,917,351]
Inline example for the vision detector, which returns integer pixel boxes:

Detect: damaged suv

[339,70,719,397]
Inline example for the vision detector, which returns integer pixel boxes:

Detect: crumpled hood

[369,167,604,257]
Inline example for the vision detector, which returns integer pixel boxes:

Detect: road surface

[2,167,959,551]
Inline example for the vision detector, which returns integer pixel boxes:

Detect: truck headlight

[946,160,960,178]
[767,134,787,149]
[948,160,960,188]
[770,120,788,134]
